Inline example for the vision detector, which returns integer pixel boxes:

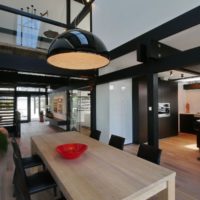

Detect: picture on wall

[57,98,63,113]
[53,98,57,112]
[158,103,170,118]
[53,97,63,113]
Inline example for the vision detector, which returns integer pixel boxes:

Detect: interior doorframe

[17,93,47,123]
[17,94,30,123]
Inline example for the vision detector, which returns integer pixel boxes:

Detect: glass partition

[70,90,91,133]
[0,10,65,50]
[0,1,91,50]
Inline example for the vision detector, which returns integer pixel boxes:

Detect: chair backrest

[13,153,30,200]
[11,137,22,158]
[109,134,125,150]
[137,143,162,165]
[90,130,101,141]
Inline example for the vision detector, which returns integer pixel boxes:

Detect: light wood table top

[31,132,175,200]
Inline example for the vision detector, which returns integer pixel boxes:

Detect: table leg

[156,175,175,200]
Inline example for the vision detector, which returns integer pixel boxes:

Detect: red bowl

[56,143,88,159]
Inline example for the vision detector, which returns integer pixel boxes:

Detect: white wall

[96,79,132,144]
[96,83,110,143]
[109,79,132,144]
[178,83,200,114]
[93,0,200,50]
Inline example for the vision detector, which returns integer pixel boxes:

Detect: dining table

[31,131,175,200]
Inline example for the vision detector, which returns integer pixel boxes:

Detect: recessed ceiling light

[177,77,200,83]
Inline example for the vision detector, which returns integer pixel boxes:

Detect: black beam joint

[137,40,181,62]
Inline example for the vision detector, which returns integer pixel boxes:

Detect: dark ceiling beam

[137,40,181,62]
[97,47,200,84]
[0,4,69,29]
[0,71,90,89]
[74,0,86,4]
[70,0,94,28]
[110,6,200,60]
[0,52,97,78]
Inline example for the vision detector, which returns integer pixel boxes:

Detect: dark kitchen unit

[180,113,200,134]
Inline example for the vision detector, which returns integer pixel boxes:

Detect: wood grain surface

[31,132,175,200]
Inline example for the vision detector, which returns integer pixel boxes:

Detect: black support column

[66,0,71,25]
[45,87,48,113]
[90,85,96,132]
[132,78,139,143]
[147,74,159,148]
[66,90,71,131]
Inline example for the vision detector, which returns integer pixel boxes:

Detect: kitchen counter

[180,113,200,134]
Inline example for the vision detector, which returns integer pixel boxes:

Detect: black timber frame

[95,6,200,147]
[109,6,200,60]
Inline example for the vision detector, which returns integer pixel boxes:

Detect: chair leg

[12,168,16,184]
[42,163,46,170]
[54,186,57,196]
[13,169,16,197]
[13,183,16,197]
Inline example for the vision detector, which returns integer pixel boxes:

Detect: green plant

[0,132,8,153]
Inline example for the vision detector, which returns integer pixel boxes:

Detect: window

[16,15,41,48]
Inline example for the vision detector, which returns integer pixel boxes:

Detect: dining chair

[13,153,57,200]
[11,137,44,169]
[109,134,125,150]
[90,130,101,141]
[11,137,45,191]
[137,143,162,165]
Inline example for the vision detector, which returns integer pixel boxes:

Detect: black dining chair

[137,143,162,165]
[13,153,57,200]
[11,137,45,191]
[11,137,44,169]
[90,130,101,141]
[109,134,125,150]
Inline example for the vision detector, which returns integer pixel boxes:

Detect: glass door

[17,96,28,122]
[31,95,46,121]
[31,96,39,121]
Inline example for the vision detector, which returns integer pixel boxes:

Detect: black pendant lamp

[47,29,110,70]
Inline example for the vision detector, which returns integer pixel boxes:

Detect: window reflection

[71,30,88,45]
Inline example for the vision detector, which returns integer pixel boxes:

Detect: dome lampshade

[47,29,110,70]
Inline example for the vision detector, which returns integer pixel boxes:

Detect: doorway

[17,95,46,122]
[17,96,28,122]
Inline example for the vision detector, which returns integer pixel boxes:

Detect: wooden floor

[124,133,200,200]
[1,122,200,200]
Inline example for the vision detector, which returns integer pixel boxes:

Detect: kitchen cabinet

[180,114,200,134]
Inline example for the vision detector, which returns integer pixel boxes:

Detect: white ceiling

[158,70,196,81]
[160,25,200,51]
